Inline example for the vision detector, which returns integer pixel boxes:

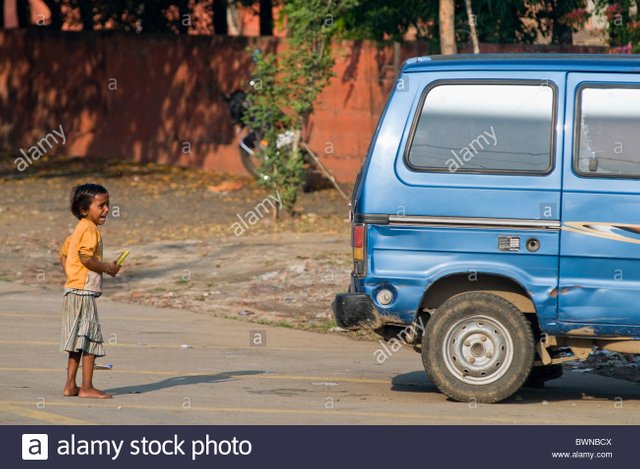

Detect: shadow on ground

[105,370,265,395]
[391,370,640,403]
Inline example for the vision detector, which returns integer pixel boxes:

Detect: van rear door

[364,70,565,323]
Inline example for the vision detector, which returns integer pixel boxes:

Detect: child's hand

[106,261,121,277]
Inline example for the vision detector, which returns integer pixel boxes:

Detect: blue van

[333,54,640,403]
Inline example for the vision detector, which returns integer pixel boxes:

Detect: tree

[71,1,193,34]
[593,0,639,53]
[17,0,30,28]
[260,0,273,36]
[339,0,438,44]
[42,0,63,29]
[79,1,95,31]
[439,0,457,54]
[339,0,588,50]
[164,0,191,35]
[213,0,228,34]
[464,0,479,53]
[531,0,589,44]
[244,0,355,215]
[463,0,538,44]
[139,1,178,34]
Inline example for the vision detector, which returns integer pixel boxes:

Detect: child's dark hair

[70,184,108,220]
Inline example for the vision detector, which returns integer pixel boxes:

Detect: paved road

[0,281,638,425]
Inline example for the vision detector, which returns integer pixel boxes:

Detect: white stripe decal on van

[563,222,640,244]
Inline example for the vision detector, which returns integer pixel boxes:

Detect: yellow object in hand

[116,250,129,266]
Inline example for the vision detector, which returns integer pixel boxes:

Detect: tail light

[352,224,366,276]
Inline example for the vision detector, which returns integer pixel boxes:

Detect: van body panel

[355,67,565,328]
[338,55,640,345]
[366,225,560,322]
[402,55,640,74]
[559,72,640,328]
[358,71,565,219]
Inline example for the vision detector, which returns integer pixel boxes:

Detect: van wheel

[422,292,534,403]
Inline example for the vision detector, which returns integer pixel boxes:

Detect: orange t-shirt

[59,218,103,293]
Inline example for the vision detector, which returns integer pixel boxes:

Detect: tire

[422,292,535,403]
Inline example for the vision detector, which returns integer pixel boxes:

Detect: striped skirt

[60,291,105,357]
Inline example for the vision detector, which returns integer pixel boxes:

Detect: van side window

[406,83,555,174]
[576,86,640,177]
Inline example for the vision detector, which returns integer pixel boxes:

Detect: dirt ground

[0,156,354,333]
[1,155,638,384]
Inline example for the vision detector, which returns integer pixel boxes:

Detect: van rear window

[576,86,640,177]
[406,83,555,174]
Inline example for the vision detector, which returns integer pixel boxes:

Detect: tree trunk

[42,0,62,29]
[464,0,479,53]
[213,0,228,35]
[260,0,273,36]
[17,0,30,28]
[2,0,20,28]
[79,1,93,31]
[176,0,189,34]
[227,2,242,35]
[140,1,166,33]
[439,0,457,55]
[551,0,572,45]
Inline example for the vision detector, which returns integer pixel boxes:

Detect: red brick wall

[0,30,606,182]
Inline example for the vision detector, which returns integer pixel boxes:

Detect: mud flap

[332,293,383,330]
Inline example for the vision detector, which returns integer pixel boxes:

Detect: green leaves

[243,0,350,215]
[593,0,640,52]
[339,0,437,44]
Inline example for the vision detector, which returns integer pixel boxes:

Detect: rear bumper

[332,293,383,330]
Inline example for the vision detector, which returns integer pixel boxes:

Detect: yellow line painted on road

[256,374,387,384]
[0,339,358,353]
[0,312,199,323]
[0,403,89,425]
[0,367,389,384]
[0,339,62,347]
[0,339,211,350]
[0,399,559,424]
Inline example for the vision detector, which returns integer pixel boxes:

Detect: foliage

[243,0,355,215]
[593,1,640,53]
[81,0,190,33]
[456,0,538,44]
[339,0,548,46]
[30,1,600,48]
[529,0,590,44]
[339,0,594,48]
[338,0,438,44]
[34,0,218,34]
[454,0,592,47]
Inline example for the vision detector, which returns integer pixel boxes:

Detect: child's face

[82,193,110,225]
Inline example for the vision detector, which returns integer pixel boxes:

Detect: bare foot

[78,387,113,399]
[63,385,80,397]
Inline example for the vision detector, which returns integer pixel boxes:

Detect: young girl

[59,183,120,399]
